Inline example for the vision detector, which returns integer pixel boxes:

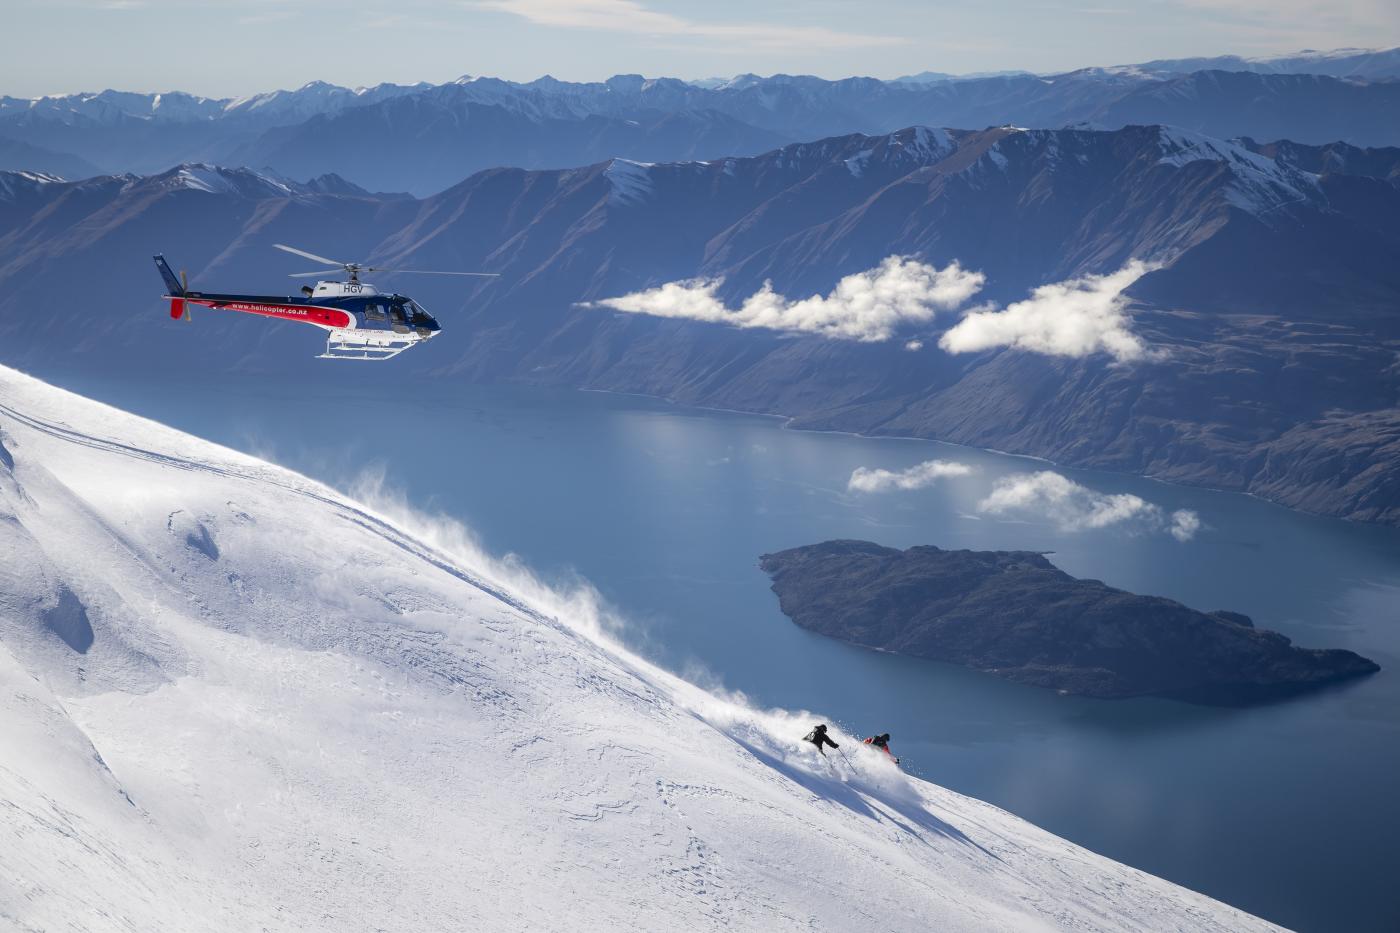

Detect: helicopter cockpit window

[387,301,411,333]
[365,302,387,322]
[405,299,430,324]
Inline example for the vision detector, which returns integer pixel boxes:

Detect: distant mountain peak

[0,169,65,201]
[604,158,654,205]
[842,125,957,177]
[1127,45,1400,79]
[1151,125,1322,213]
[895,124,957,154]
[143,163,373,200]
[168,163,286,195]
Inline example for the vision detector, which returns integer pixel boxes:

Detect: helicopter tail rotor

[178,270,191,322]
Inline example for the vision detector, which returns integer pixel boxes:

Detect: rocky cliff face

[760,540,1380,704]
[2,124,1399,524]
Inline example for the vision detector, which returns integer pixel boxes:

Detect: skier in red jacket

[864,733,899,764]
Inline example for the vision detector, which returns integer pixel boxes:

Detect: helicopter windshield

[381,297,437,334]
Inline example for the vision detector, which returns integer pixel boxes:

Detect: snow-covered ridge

[2,169,61,185]
[171,163,287,195]
[0,366,1281,931]
[0,89,227,125]
[1154,126,1323,213]
[845,126,957,177]
[2,122,1329,220]
[135,163,366,199]
[1128,46,1400,79]
[222,80,430,122]
[941,124,1325,215]
[0,169,65,200]
[593,126,956,186]
[604,158,655,204]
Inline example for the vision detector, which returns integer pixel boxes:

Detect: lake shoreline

[568,382,1374,530]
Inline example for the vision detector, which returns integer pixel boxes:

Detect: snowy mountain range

[3,49,1400,193]
[0,364,1282,931]
[2,123,1397,525]
[1127,46,1400,79]
[897,47,1400,82]
[893,47,1400,85]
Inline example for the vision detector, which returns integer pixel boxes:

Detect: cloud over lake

[848,459,976,492]
[582,256,985,342]
[978,470,1201,540]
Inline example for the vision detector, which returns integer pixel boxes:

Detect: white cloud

[979,472,1151,530]
[904,339,924,351]
[1187,2,1400,56]
[977,471,1201,540]
[939,259,1160,362]
[237,9,297,24]
[1168,509,1201,542]
[471,0,906,50]
[582,256,985,343]
[1171,0,1397,29]
[848,459,974,493]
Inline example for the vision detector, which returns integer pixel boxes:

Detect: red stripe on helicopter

[192,299,352,329]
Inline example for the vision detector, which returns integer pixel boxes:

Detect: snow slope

[0,366,1281,932]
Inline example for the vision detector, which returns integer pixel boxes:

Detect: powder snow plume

[345,464,929,803]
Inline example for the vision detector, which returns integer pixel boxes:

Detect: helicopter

[154,244,498,361]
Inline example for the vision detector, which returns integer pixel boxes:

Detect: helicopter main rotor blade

[365,269,501,277]
[274,243,347,267]
[287,269,347,278]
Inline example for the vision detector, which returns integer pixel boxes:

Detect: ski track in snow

[0,367,1282,932]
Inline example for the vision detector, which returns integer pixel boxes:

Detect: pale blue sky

[6,0,1399,98]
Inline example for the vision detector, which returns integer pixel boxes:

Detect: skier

[863,733,899,764]
[803,723,840,757]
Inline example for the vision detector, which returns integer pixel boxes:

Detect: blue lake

[49,367,1400,932]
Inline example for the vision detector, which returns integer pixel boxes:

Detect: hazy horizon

[5,0,1399,98]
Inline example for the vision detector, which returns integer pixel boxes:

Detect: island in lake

[759,540,1380,705]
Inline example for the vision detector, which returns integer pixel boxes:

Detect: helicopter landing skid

[319,330,424,361]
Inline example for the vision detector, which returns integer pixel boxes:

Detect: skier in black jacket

[804,723,840,756]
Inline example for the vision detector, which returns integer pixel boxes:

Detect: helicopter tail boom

[154,255,184,296]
